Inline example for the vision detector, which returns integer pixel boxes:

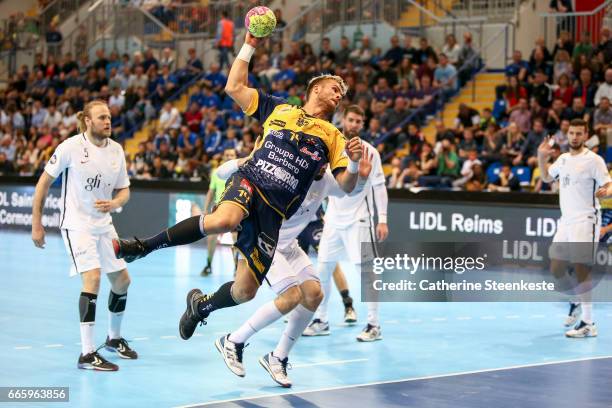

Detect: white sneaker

[356,324,382,342]
[566,321,598,338]
[302,319,330,336]
[564,302,582,327]
[259,352,292,388]
[215,335,246,377]
[344,307,357,324]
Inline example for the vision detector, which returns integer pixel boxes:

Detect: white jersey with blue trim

[325,141,385,228]
[278,170,344,250]
[44,133,130,233]
[548,148,611,225]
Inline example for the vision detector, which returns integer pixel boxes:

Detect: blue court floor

[1,230,612,408]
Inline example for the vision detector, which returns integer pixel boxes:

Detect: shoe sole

[357,336,383,342]
[302,331,330,337]
[215,338,245,378]
[258,356,291,388]
[344,318,357,324]
[566,332,597,338]
[104,346,138,359]
[77,363,119,371]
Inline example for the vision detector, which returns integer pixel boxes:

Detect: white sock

[581,302,593,324]
[274,304,314,360]
[314,262,335,323]
[228,300,282,344]
[80,323,95,355]
[108,312,124,340]
[367,302,380,326]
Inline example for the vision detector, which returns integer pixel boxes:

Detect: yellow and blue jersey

[239,90,348,219]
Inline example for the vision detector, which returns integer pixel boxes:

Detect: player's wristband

[237,43,256,63]
[347,159,359,174]
[378,214,388,224]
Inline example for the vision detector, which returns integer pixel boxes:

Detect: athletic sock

[79,292,97,355]
[367,302,380,326]
[108,291,127,340]
[582,302,593,324]
[274,304,314,360]
[340,289,353,308]
[142,215,206,252]
[197,281,238,318]
[314,262,335,323]
[228,300,282,344]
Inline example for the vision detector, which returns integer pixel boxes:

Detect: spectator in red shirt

[184,102,203,133]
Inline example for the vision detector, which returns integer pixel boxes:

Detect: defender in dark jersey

[112,31,363,341]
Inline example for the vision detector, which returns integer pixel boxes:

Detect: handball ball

[245,6,276,38]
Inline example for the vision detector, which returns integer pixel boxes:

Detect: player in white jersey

[538,118,612,338]
[304,105,389,342]
[31,101,137,371]
[209,148,372,387]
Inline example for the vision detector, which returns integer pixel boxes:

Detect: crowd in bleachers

[388,28,612,192]
[121,31,480,182]
[0,46,201,176]
[1,23,610,193]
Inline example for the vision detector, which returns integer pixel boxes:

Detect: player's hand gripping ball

[245,6,276,38]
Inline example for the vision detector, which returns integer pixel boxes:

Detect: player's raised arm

[537,136,555,183]
[224,32,260,112]
[334,136,363,193]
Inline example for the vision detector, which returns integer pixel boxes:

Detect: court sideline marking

[173,355,612,408]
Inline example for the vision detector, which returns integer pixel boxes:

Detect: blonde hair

[76,100,108,133]
[305,74,348,101]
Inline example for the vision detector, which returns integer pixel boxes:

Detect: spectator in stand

[442,33,461,66]
[553,72,574,107]
[457,32,479,86]
[509,98,532,134]
[383,35,403,67]
[504,75,527,110]
[532,69,553,108]
[553,49,572,83]
[336,36,352,67]
[501,121,525,163]
[432,137,459,187]
[0,151,15,175]
[563,96,591,123]
[480,124,504,165]
[184,102,202,133]
[362,117,384,144]
[455,103,480,132]
[319,37,337,69]
[528,46,552,80]
[573,67,597,108]
[396,57,418,89]
[547,97,566,132]
[506,51,530,83]
[573,32,594,60]
[270,8,287,49]
[350,36,373,65]
[109,86,125,110]
[513,117,546,167]
[414,37,436,65]
[434,53,457,99]
[387,156,406,188]
[595,68,612,106]
[401,35,417,64]
[488,162,521,192]
[380,96,409,148]
[552,118,570,152]
[457,128,478,160]
[594,96,612,147]
[203,121,222,155]
[453,148,481,188]
[159,102,181,131]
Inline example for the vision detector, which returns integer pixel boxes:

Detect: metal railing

[39,0,93,35]
[539,0,612,49]
[450,0,521,21]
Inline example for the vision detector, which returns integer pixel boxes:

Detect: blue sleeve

[246,89,287,122]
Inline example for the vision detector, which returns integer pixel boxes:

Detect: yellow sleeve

[244,88,259,116]
[327,128,348,171]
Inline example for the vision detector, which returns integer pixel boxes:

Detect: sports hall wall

[0,180,560,241]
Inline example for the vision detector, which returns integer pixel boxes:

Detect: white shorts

[317,221,377,264]
[549,221,600,264]
[61,228,127,277]
[267,240,318,295]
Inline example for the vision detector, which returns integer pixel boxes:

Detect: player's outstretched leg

[114,204,244,263]
[179,260,259,340]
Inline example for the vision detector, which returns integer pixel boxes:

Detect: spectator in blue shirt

[505,50,530,82]
[200,86,222,111]
[273,58,297,86]
[203,63,227,92]
[203,121,223,155]
[434,53,458,99]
